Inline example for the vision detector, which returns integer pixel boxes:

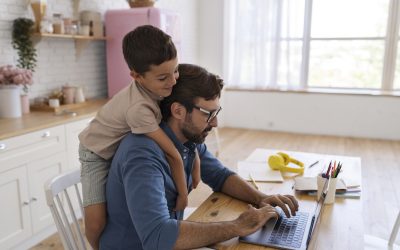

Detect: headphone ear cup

[277,152,290,164]
[268,155,285,170]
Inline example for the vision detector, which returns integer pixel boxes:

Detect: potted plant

[11,18,37,113]
[0,65,33,117]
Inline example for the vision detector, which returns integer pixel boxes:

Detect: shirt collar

[160,122,197,153]
[134,80,164,101]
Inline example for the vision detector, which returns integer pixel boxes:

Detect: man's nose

[209,116,218,127]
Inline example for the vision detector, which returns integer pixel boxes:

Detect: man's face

[181,97,221,144]
[135,58,179,97]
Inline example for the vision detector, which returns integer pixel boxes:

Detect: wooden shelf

[33,33,108,41]
[32,33,108,57]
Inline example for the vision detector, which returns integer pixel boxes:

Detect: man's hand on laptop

[258,194,299,218]
[233,204,278,237]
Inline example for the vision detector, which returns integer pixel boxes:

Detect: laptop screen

[307,177,329,245]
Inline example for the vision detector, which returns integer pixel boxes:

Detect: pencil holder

[324,177,337,205]
[316,173,325,200]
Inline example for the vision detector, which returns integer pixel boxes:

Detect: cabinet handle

[31,197,38,202]
[0,143,5,150]
[42,131,51,138]
[22,201,30,206]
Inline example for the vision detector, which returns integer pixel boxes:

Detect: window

[225,0,399,92]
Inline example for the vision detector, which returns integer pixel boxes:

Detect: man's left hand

[258,194,299,218]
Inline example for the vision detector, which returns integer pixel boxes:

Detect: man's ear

[170,102,186,120]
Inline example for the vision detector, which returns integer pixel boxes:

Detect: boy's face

[132,58,179,97]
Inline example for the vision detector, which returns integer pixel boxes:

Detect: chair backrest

[45,169,87,250]
[389,210,400,247]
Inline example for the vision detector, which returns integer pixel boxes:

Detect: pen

[249,174,259,190]
[326,162,332,178]
[308,160,319,168]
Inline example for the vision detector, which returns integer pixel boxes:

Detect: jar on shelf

[52,13,64,34]
[40,16,53,34]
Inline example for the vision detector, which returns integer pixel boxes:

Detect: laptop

[239,178,329,250]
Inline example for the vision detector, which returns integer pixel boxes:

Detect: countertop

[0,99,107,140]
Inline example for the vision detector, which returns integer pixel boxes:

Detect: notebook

[237,161,283,183]
[293,176,347,191]
[239,177,329,250]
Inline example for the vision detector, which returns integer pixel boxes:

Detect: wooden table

[187,149,364,250]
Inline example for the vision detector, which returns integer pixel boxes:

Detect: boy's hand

[174,193,188,211]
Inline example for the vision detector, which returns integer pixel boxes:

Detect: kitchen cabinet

[0,117,91,249]
[65,117,93,170]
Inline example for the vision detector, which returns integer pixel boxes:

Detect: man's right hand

[233,204,278,237]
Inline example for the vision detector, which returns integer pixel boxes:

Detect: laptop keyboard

[267,210,309,248]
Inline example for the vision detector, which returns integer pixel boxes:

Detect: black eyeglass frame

[192,105,222,123]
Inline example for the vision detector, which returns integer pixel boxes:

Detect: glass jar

[52,13,64,34]
[40,16,53,33]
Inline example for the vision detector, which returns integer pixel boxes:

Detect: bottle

[89,21,94,36]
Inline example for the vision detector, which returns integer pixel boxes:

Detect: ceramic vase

[0,85,22,118]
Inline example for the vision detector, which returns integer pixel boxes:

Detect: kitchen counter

[0,99,107,140]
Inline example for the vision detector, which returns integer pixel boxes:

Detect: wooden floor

[32,127,400,249]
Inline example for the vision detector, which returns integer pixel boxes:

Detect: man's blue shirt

[100,122,235,250]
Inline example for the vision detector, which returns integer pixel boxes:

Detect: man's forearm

[221,174,266,206]
[174,220,237,249]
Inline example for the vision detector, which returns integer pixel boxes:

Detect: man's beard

[181,115,212,144]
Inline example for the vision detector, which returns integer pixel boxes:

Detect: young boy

[78,25,200,249]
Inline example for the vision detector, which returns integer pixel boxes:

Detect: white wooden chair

[45,169,88,250]
[364,211,400,249]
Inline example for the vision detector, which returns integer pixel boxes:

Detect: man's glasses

[192,105,222,123]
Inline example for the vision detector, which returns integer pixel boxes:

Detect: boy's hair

[161,64,224,121]
[122,25,177,74]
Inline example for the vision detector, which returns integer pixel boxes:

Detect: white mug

[49,98,60,107]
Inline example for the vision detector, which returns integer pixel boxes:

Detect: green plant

[11,18,37,72]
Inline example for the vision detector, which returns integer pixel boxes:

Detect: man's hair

[122,25,177,74]
[161,64,224,121]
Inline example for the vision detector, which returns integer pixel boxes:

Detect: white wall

[0,0,200,100]
[197,1,400,140]
[224,91,400,140]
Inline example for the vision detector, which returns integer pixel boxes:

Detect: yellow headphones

[268,152,304,174]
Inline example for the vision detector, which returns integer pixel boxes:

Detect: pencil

[249,174,259,190]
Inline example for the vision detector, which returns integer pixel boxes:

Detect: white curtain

[225,0,304,89]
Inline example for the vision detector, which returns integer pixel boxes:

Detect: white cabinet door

[65,117,93,170]
[0,167,32,250]
[28,152,67,234]
[0,125,65,174]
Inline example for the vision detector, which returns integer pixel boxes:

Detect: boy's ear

[130,69,144,82]
[170,102,186,120]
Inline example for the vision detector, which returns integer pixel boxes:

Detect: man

[100,64,299,249]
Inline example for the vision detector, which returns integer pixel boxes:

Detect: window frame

[223,0,400,93]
